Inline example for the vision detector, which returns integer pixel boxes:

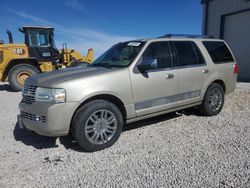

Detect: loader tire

[8,64,39,92]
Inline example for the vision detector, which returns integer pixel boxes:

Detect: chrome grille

[22,95,35,104]
[23,85,38,96]
[20,111,46,123]
[22,84,37,104]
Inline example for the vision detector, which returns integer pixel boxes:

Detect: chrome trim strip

[127,101,202,124]
[135,90,201,110]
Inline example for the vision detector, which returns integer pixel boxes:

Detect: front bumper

[18,101,80,137]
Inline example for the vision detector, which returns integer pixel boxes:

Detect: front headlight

[35,87,66,103]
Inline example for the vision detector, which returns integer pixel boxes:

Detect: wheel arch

[2,58,40,81]
[201,78,227,99]
[70,94,127,131]
[211,79,226,93]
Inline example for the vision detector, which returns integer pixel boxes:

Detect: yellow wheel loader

[0,26,94,91]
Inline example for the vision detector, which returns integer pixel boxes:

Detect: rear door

[172,41,210,106]
[130,41,179,117]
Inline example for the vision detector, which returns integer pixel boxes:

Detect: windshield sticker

[127,42,141,47]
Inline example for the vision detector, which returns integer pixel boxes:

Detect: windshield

[27,30,54,47]
[92,41,145,67]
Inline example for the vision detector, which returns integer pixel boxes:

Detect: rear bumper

[18,101,80,137]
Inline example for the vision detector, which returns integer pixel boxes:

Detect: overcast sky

[0,0,203,58]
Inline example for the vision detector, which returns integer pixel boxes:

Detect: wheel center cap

[96,120,107,132]
[211,97,217,104]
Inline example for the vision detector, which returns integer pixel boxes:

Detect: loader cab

[20,26,60,62]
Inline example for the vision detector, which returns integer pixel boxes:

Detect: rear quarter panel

[199,40,237,97]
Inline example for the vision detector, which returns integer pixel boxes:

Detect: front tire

[8,64,39,92]
[72,100,123,152]
[199,83,224,116]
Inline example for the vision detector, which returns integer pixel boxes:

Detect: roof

[139,34,216,41]
[21,26,54,30]
[124,35,221,44]
[159,34,214,39]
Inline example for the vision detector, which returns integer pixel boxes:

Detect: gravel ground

[0,82,249,188]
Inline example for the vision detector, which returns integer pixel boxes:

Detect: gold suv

[18,35,238,151]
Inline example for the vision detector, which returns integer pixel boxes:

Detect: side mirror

[137,58,158,73]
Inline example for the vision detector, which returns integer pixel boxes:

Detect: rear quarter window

[202,41,234,64]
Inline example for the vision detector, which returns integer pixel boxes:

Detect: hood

[26,66,111,87]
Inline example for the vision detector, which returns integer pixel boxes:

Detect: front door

[130,41,179,117]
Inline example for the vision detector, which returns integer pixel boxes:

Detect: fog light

[35,116,42,122]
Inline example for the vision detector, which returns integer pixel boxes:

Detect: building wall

[203,0,250,38]
[202,0,250,81]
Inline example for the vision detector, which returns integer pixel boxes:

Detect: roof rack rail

[159,34,214,39]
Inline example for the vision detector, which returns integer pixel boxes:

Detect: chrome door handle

[166,73,174,79]
[202,69,209,73]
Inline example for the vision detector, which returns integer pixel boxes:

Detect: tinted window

[203,41,234,63]
[173,41,199,66]
[142,42,172,69]
[193,43,205,64]
[28,30,50,46]
[38,34,47,46]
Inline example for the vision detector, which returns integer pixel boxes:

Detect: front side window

[92,41,145,67]
[28,30,50,47]
[173,41,200,66]
[202,41,234,63]
[141,42,172,69]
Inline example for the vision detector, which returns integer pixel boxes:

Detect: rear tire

[8,64,39,92]
[72,100,123,152]
[199,83,224,116]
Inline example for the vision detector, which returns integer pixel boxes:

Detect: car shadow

[13,108,201,152]
[0,84,16,92]
[13,122,83,151]
[13,122,58,149]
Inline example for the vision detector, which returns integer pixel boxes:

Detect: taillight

[234,64,239,74]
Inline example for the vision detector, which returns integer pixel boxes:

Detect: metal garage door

[224,10,250,81]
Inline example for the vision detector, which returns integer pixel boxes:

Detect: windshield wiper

[92,62,112,69]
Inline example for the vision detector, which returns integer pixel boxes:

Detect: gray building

[201,0,250,81]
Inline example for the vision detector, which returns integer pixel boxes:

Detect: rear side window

[203,41,234,63]
[173,41,204,66]
[142,42,172,69]
[193,43,205,64]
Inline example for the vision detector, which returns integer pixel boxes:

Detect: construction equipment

[0,26,94,91]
